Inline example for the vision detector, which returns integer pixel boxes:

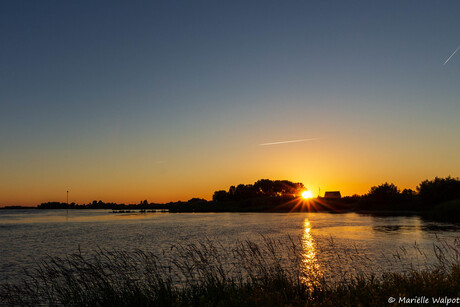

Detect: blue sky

[1,1,459,205]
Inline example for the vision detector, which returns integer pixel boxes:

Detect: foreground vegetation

[1,237,459,306]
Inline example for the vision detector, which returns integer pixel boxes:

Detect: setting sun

[302,191,313,199]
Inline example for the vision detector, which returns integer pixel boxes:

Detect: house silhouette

[324,191,341,199]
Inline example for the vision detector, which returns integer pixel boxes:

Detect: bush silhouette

[417,176,460,206]
[367,182,400,202]
[212,179,305,202]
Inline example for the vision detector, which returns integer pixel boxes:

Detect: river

[1,209,459,283]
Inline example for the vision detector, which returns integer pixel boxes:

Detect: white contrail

[259,138,320,146]
[443,45,460,65]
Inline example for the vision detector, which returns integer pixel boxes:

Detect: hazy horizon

[1,1,459,206]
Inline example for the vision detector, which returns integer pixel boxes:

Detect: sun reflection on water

[301,218,322,286]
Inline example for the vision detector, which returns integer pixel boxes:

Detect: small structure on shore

[324,191,341,199]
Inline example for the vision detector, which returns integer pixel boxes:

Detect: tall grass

[1,236,459,306]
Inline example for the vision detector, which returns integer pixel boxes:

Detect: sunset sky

[1,1,459,206]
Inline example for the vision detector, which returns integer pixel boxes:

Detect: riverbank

[3,197,460,223]
[166,198,460,223]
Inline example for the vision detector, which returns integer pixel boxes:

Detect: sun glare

[301,191,313,199]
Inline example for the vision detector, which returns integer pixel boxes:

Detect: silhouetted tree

[228,185,236,198]
[213,190,229,202]
[367,182,400,202]
[38,202,67,209]
[253,179,275,195]
[213,179,305,201]
[233,184,259,200]
[188,198,206,203]
[400,189,416,202]
[417,176,460,205]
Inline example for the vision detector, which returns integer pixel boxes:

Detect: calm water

[1,209,459,283]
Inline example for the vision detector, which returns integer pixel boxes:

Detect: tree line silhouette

[212,179,305,202]
[354,176,460,209]
[21,176,460,221]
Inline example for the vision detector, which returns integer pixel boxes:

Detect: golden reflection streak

[301,218,322,287]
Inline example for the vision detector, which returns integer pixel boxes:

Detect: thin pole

[67,190,69,214]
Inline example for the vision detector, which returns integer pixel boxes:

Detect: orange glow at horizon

[0,129,457,207]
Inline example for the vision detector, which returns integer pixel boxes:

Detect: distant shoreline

[2,198,460,223]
